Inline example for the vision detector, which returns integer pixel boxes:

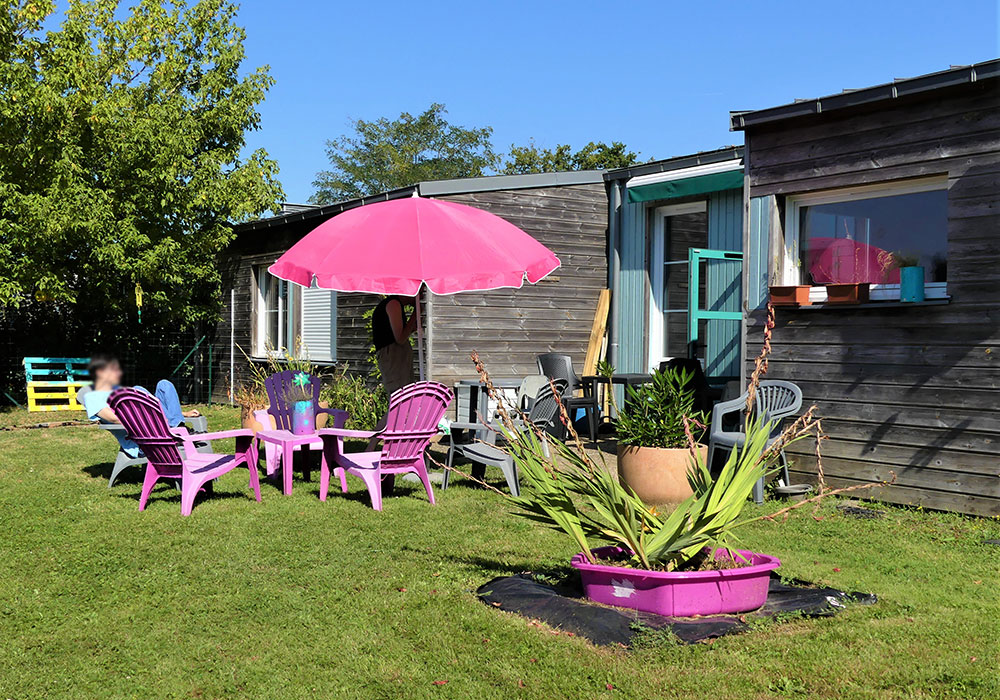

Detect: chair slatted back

[754,380,803,435]
[265,370,322,431]
[380,382,452,466]
[525,378,568,431]
[536,353,581,394]
[108,388,183,468]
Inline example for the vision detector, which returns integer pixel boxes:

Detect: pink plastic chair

[108,388,261,516]
[319,381,452,511]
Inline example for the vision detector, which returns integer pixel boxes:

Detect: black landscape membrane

[477,574,876,646]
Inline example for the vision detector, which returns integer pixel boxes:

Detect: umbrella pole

[415,288,426,381]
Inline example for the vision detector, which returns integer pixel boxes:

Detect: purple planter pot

[291,400,315,435]
[571,546,780,617]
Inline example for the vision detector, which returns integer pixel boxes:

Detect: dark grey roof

[731,59,1000,131]
[278,202,320,215]
[234,170,605,233]
[604,146,744,182]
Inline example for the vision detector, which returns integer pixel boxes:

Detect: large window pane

[799,189,947,285]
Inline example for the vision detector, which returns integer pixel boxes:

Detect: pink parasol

[268,195,561,378]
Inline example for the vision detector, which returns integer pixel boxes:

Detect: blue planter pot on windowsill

[899,266,926,302]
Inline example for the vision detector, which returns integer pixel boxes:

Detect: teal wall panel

[747,196,772,310]
[616,189,647,374]
[705,189,743,378]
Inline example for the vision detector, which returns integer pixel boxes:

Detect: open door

[649,203,742,381]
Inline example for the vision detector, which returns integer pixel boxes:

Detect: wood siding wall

[213,183,608,402]
[743,80,1000,516]
[429,184,608,387]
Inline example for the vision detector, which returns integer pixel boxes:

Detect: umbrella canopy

[806,237,900,285]
[268,196,560,296]
[267,195,561,380]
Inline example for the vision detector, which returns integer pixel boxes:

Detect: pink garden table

[257,428,342,496]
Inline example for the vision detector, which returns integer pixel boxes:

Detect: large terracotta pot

[617,443,707,506]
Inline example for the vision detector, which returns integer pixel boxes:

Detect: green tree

[0,0,282,329]
[502,140,642,174]
[311,103,498,204]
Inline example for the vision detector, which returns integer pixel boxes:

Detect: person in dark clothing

[372,295,418,395]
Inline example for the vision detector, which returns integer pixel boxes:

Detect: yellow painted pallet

[26,381,88,412]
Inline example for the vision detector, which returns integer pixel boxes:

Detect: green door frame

[687,248,743,373]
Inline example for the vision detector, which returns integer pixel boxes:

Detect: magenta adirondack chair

[108,388,261,516]
[319,381,452,511]
[262,370,348,481]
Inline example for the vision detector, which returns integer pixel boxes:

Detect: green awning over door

[626,169,743,203]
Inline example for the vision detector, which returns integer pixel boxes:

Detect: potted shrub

[614,368,708,506]
[768,284,812,306]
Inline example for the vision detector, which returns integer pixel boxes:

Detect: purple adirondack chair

[108,388,261,516]
[318,381,452,511]
[262,370,348,480]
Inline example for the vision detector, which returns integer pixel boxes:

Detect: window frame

[253,266,296,358]
[782,177,949,302]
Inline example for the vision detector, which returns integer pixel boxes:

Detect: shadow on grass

[81,461,144,485]
[444,553,576,585]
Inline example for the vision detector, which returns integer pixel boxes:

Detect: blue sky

[236,0,999,203]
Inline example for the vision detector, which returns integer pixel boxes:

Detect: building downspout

[607,180,622,370]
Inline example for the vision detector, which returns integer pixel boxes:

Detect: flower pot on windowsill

[899,266,926,302]
[571,545,781,616]
[768,285,812,307]
[617,443,707,506]
[825,282,870,305]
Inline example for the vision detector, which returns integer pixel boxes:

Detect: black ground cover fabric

[477,574,876,646]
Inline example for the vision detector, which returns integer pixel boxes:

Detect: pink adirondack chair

[261,370,348,480]
[108,388,261,516]
[318,381,452,511]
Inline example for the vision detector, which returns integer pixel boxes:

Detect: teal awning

[627,169,743,203]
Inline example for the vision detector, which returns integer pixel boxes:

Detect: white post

[415,286,426,381]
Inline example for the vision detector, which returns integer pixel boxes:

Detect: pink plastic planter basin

[571,546,781,617]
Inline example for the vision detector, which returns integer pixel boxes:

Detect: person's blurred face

[96,360,122,387]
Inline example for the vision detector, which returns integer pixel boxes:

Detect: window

[253,267,337,361]
[784,179,948,300]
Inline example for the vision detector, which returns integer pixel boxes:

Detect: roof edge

[604,146,744,182]
[731,59,1000,131]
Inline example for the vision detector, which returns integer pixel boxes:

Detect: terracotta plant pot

[617,443,707,506]
[769,285,812,306]
[572,545,781,616]
[825,282,870,305]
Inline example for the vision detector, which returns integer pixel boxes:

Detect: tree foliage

[311,103,645,203]
[501,139,641,175]
[0,0,283,329]
[311,103,498,204]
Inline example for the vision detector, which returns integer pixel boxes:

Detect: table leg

[283,442,294,496]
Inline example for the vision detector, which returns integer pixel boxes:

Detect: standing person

[372,295,417,396]
[369,295,418,489]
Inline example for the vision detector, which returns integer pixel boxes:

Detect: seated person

[82,353,202,457]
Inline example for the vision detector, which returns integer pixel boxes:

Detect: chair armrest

[179,428,255,444]
[98,423,128,435]
[317,407,350,429]
[318,427,380,440]
[711,394,748,435]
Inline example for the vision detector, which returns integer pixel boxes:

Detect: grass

[1,404,998,699]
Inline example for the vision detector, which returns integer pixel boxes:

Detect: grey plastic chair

[515,374,550,413]
[443,378,567,496]
[706,380,803,504]
[536,353,598,441]
[77,385,209,488]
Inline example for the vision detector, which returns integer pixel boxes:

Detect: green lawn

[1,405,998,699]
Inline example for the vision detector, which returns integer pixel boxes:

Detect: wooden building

[733,60,1000,515]
[213,171,609,400]
[604,147,745,383]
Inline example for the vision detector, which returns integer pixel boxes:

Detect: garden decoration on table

[234,340,324,432]
[613,366,709,506]
[284,372,316,435]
